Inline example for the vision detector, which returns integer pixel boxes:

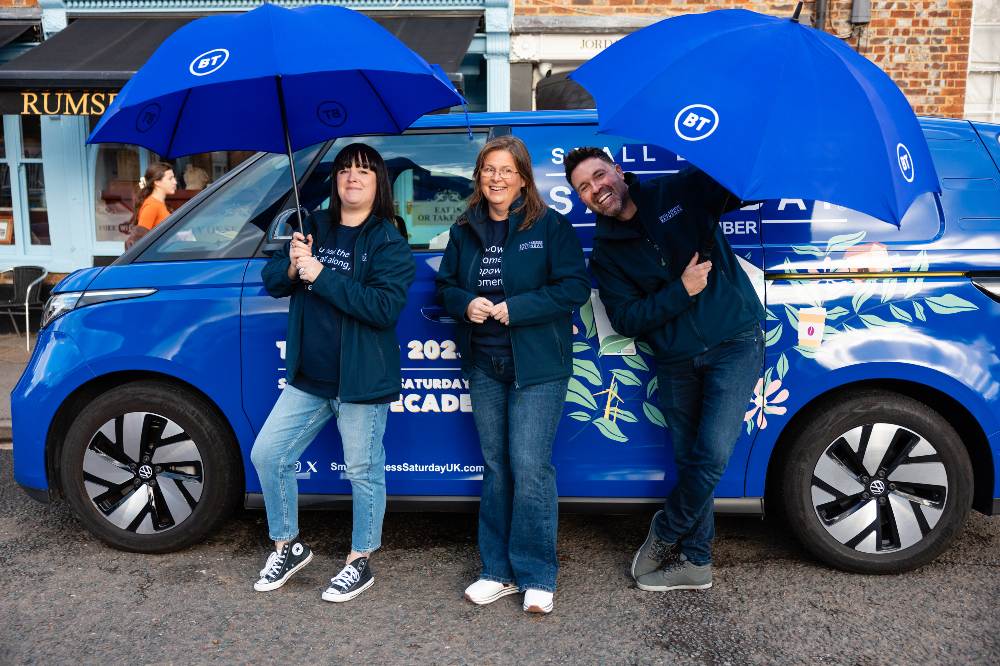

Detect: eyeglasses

[481,166,518,180]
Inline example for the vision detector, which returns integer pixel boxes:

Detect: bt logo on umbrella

[189,48,230,77]
[317,101,348,128]
[135,103,161,133]
[896,143,915,183]
[674,104,719,142]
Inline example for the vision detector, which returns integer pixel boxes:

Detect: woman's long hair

[329,143,404,235]
[132,161,173,223]
[465,135,546,231]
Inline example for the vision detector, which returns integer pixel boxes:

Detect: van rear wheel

[60,381,241,553]
[781,391,973,574]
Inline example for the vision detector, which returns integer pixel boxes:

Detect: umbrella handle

[791,2,804,23]
[275,76,304,233]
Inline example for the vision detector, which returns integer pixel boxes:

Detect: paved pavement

[1,447,997,664]
[0,332,32,441]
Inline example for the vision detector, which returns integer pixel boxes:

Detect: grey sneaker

[636,554,712,591]
[631,510,678,580]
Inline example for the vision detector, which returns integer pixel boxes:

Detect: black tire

[60,381,242,553]
[781,390,973,574]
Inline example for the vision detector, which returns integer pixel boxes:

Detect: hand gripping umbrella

[88,3,465,230]
[570,2,939,229]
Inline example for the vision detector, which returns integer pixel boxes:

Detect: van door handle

[420,306,456,324]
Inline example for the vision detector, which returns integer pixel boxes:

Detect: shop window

[93,142,141,243]
[138,145,320,263]
[19,116,48,246]
[0,164,12,245]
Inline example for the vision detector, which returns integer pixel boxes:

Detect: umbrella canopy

[87,3,463,158]
[570,7,939,226]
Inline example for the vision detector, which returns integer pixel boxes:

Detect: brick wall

[515,1,973,117]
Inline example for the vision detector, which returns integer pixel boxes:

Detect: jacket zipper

[647,237,708,352]
[336,220,368,401]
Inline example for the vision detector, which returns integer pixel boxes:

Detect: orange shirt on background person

[137,197,170,230]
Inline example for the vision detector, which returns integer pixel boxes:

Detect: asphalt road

[1,448,997,664]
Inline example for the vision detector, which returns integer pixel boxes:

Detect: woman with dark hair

[124,161,176,248]
[251,143,415,603]
[436,136,590,614]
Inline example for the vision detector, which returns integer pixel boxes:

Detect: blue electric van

[11,110,1000,574]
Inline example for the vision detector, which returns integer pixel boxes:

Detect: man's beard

[591,188,624,218]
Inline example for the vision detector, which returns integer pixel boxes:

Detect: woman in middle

[436,136,590,614]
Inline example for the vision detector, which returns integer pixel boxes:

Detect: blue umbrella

[570,4,939,226]
[88,3,464,227]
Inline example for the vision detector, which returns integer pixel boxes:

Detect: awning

[372,15,479,76]
[0,18,193,89]
[0,20,38,50]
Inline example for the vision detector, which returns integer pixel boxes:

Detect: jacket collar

[593,172,644,241]
[463,197,523,244]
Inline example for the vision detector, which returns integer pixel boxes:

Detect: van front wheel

[60,381,242,553]
[782,391,973,574]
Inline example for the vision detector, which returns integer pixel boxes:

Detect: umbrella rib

[164,88,192,159]
[359,70,402,135]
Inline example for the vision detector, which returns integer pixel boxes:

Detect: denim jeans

[250,383,389,552]
[654,325,764,565]
[468,352,568,593]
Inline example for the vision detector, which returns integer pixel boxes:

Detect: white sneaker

[464,579,519,605]
[522,588,553,614]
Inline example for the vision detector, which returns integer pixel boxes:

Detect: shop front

[0,1,510,275]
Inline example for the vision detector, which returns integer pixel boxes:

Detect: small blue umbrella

[570,4,939,226]
[88,3,464,227]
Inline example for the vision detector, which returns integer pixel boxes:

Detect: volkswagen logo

[869,479,887,496]
[137,464,154,480]
[674,104,719,142]
[189,48,230,77]
[135,103,161,134]
[897,143,915,183]
[316,101,348,128]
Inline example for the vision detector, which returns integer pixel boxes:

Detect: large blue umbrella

[570,4,939,226]
[88,3,464,226]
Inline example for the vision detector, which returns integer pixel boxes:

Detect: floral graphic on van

[745,231,981,435]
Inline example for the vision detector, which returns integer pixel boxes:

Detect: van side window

[138,146,321,262]
[301,132,487,250]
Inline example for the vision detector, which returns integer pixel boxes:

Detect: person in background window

[124,162,176,249]
[183,163,210,191]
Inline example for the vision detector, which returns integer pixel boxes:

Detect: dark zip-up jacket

[590,169,763,364]
[262,212,415,402]
[436,201,590,387]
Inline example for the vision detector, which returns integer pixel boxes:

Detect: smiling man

[565,147,764,591]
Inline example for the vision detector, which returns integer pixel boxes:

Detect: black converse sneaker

[254,539,313,592]
[321,557,374,603]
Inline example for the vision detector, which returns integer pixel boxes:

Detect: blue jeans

[654,325,764,565]
[468,354,567,593]
[250,383,389,552]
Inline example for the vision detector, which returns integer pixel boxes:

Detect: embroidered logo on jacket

[519,240,544,251]
[658,204,683,224]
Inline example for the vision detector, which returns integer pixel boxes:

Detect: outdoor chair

[0,265,48,350]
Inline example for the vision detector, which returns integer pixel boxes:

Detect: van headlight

[40,288,157,329]
[40,292,82,328]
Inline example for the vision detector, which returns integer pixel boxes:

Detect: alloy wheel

[810,422,947,554]
[81,412,204,534]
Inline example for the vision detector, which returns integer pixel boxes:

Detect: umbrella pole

[275,76,304,233]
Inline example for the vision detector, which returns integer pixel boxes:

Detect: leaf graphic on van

[826,306,849,320]
[623,354,649,371]
[913,301,927,321]
[825,231,867,253]
[599,335,634,355]
[610,368,641,386]
[792,245,825,257]
[565,377,597,410]
[860,314,904,328]
[568,411,591,422]
[579,298,597,339]
[593,417,628,442]
[646,376,658,400]
[889,303,913,322]
[643,402,667,428]
[924,294,978,315]
[765,323,783,346]
[852,280,877,312]
[572,359,602,386]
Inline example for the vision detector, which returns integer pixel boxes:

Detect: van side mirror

[268,207,307,242]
